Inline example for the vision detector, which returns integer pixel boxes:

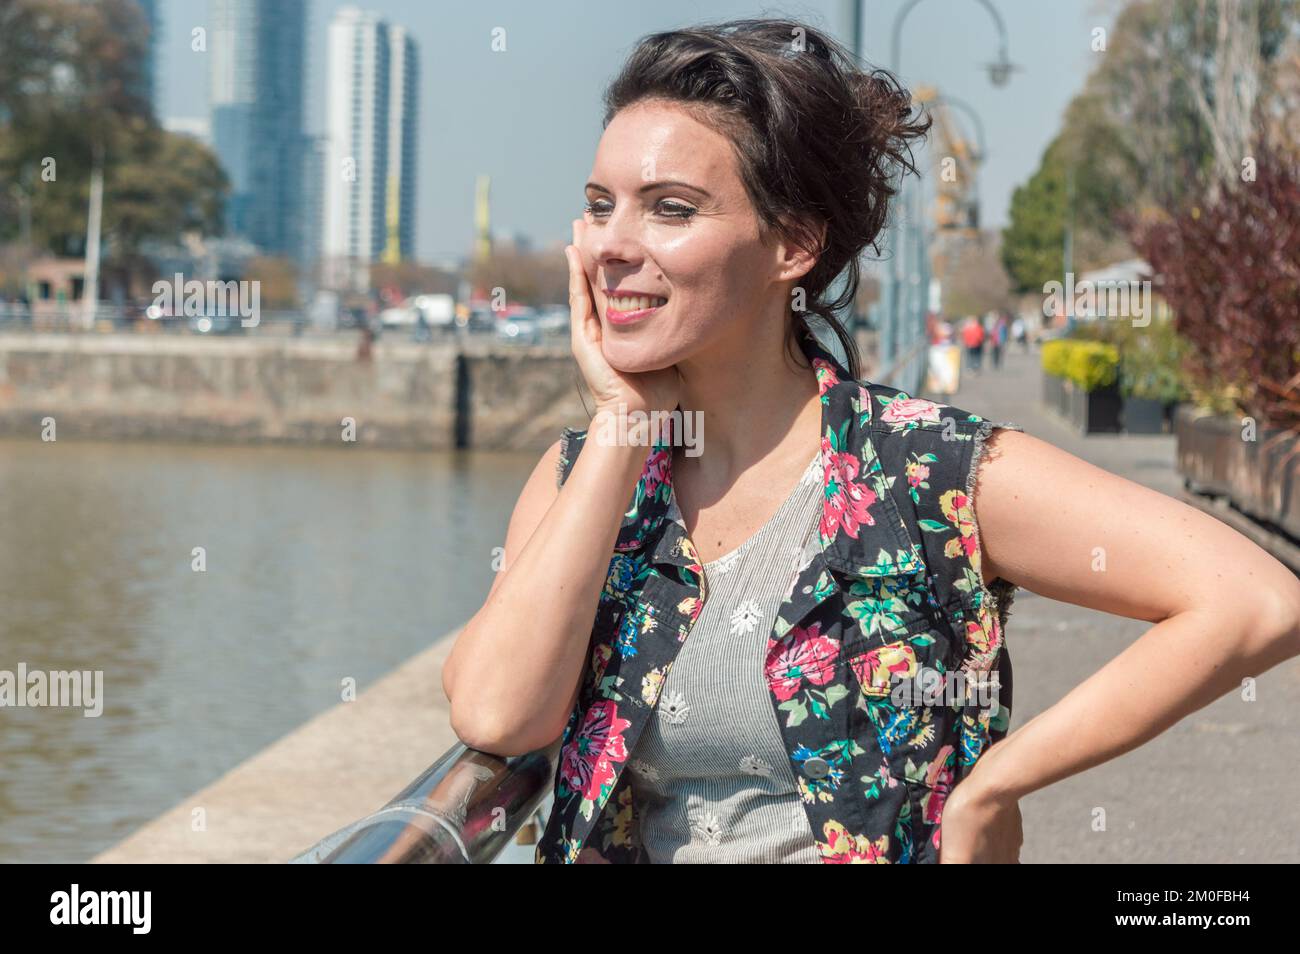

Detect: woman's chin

[601,341,676,375]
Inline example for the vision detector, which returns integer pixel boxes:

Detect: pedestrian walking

[1011,315,1027,351]
[961,315,985,373]
[991,312,1008,369]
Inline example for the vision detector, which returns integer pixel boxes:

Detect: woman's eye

[582,199,697,220]
[657,201,697,220]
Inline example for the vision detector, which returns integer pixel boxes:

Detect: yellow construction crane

[914,84,984,288]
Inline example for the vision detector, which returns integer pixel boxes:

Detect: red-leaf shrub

[1130,143,1300,431]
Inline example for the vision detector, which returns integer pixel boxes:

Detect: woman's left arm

[938,427,1300,863]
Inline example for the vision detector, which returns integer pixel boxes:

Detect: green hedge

[1041,338,1120,392]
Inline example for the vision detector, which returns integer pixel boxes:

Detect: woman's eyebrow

[585,179,713,200]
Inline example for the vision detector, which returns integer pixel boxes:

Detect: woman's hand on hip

[937,767,1023,864]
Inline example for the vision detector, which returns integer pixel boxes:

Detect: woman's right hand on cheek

[566,218,681,421]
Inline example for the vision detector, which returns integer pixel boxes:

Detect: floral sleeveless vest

[534,325,1023,863]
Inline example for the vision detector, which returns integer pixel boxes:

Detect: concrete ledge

[0,333,589,450]
[90,632,462,864]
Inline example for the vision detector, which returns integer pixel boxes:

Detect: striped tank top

[626,449,824,863]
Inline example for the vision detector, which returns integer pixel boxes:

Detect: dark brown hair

[601,17,932,380]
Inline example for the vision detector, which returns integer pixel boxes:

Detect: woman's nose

[587,208,643,267]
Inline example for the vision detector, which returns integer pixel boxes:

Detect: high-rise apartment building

[210,0,307,257]
[323,7,420,289]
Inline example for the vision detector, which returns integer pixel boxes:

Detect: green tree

[0,0,227,300]
[1001,137,1067,294]
[1000,0,1299,293]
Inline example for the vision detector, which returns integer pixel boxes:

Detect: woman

[442,18,1300,863]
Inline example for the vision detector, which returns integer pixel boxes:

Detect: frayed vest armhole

[968,419,1025,633]
[556,426,587,490]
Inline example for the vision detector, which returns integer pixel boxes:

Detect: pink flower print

[641,445,671,499]
[905,460,931,490]
[923,745,955,825]
[812,357,841,396]
[820,437,878,540]
[558,700,631,803]
[766,622,841,702]
[879,396,944,426]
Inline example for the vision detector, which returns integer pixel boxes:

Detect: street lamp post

[850,0,1015,392]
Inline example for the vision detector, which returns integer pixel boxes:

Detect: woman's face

[579,99,808,374]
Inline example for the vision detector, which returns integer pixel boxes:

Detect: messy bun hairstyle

[601,18,932,380]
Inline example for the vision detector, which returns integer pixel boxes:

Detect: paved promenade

[91,636,464,863]
[929,344,1300,862]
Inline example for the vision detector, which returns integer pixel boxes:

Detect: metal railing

[289,740,559,864]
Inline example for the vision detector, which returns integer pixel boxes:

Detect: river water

[0,438,537,862]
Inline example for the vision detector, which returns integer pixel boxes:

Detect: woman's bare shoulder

[972,427,1300,628]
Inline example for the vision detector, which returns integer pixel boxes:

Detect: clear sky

[155,0,1121,263]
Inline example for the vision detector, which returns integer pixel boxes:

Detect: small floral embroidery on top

[707,547,745,575]
[691,810,724,846]
[739,754,774,777]
[729,599,763,636]
[659,690,690,725]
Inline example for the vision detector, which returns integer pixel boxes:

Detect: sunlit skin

[573,98,830,589]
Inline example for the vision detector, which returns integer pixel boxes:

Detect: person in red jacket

[961,315,986,373]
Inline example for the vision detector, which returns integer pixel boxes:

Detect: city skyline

[153,0,1122,265]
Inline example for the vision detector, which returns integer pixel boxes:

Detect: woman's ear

[774,219,827,284]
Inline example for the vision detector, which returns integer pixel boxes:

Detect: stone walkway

[927,345,1300,862]
[91,636,465,863]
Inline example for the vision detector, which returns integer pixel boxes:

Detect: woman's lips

[605,297,667,325]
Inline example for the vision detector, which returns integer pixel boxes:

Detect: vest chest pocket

[843,608,965,791]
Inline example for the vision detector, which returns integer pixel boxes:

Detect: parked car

[187,312,247,335]
[495,315,542,344]
[379,305,418,327]
[535,306,570,333]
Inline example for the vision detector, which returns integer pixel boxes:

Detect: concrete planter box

[1226,421,1297,526]
[1176,405,1300,541]
[1121,395,1175,434]
[1042,371,1122,434]
[1174,405,1236,496]
[1067,378,1122,434]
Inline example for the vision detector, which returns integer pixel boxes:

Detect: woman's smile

[605,293,669,325]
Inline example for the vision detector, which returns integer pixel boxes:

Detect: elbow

[449,700,564,758]
[1237,579,1300,660]
[1267,580,1300,656]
